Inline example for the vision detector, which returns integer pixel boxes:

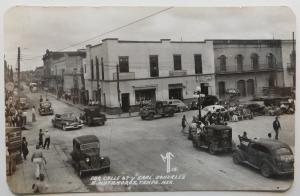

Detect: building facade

[42,49,87,102]
[213,40,286,99]
[85,38,216,113]
[281,40,296,88]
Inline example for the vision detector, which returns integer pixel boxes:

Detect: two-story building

[212,40,285,99]
[42,49,86,100]
[281,40,296,88]
[85,38,216,113]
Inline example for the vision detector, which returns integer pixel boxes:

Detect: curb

[45,92,140,119]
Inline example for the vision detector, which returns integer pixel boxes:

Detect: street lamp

[193,86,205,122]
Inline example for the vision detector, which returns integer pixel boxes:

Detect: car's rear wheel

[208,143,217,155]
[260,163,273,178]
[148,113,154,120]
[232,152,242,164]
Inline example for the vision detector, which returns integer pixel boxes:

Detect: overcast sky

[4,6,296,71]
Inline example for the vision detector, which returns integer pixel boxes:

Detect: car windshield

[62,113,77,120]
[80,142,100,153]
[42,102,51,107]
[87,109,100,115]
[275,148,292,155]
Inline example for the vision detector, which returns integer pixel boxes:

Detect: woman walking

[32,106,36,122]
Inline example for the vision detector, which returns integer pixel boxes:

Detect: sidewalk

[6,130,89,194]
[46,92,139,119]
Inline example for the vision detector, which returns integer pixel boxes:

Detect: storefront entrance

[168,84,183,100]
[135,89,156,105]
[121,93,130,112]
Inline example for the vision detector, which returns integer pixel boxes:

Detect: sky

[3,6,296,71]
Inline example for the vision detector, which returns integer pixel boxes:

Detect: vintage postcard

[3,6,295,194]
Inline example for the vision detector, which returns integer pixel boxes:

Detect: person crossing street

[43,130,50,150]
[273,116,281,140]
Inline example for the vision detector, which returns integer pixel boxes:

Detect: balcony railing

[113,72,135,80]
[215,64,283,74]
[169,70,187,76]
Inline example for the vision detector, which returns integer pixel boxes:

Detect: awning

[168,83,183,89]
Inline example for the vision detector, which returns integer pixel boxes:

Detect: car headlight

[66,122,69,125]
[80,120,83,124]
[85,157,90,163]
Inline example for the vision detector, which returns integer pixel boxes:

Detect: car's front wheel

[232,152,242,164]
[208,143,217,155]
[260,162,273,178]
[62,124,67,131]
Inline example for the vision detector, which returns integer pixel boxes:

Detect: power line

[17,7,173,62]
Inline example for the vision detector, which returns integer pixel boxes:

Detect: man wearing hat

[43,130,50,150]
[273,116,281,140]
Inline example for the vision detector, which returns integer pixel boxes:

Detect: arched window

[218,81,226,98]
[251,53,259,70]
[236,54,243,71]
[266,53,275,68]
[247,79,255,96]
[218,55,226,72]
[237,80,246,97]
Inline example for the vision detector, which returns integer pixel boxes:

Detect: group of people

[5,91,27,128]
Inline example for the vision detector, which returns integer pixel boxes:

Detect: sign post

[194,86,205,121]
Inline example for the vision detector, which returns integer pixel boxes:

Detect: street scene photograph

[3,6,296,194]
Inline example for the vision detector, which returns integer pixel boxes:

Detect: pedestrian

[181,115,186,132]
[39,95,43,103]
[273,116,281,140]
[21,137,29,160]
[22,111,27,127]
[32,106,36,122]
[43,130,50,150]
[31,145,47,180]
[38,129,44,148]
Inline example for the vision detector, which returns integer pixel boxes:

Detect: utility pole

[292,32,296,88]
[116,64,121,112]
[96,57,101,108]
[17,47,20,97]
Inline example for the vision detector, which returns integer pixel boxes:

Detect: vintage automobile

[232,137,294,178]
[201,105,226,117]
[189,95,219,110]
[38,101,54,115]
[244,103,265,116]
[192,125,232,154]
[70,135,110,177]
[168,99,189,112]
[139,101,176,120]
[82,107,107,126]
[19,97,29,110]
[52,113,83,131]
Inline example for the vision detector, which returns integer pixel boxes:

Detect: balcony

[169,70,187,77]
[215,64,283,75]
[113,72,135,80]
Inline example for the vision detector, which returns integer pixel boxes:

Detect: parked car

[244,103,265,116]
[19,97,29,110]
[70,135,110,177]
[139,101,176,120]
[232,137,294,178]
[38,101,54,115]
[192,125,232,154]
[201,105,226,117]
[168,99,189,112]
[52,113,83,131]
[82,107,106,126]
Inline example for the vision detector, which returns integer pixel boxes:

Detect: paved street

[7,88,294,193]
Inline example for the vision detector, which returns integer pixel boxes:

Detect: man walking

[273,116,281,140]
[43,130,50,150]
[31,145,47,180]
[181,115,187,133]
[38,129,44,148]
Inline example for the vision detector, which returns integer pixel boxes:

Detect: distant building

[32,66,44,82]
[85,38,216,113]
[212,40,286,99]
[42,49,86,101]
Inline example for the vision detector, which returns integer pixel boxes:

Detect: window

[150,55,159,77]
[251,53,259,70]
[236,54,243,71]
[194,54,202,74]
[84,64,86,73]
[119,56,129,73]
[267,53,275,68]
[101,57,104,80]
[173,55,182,70]
[90,59,94,80]
[219,55,226,71]
[95,56,100,81]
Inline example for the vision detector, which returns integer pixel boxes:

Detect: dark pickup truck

[139,101,176,120]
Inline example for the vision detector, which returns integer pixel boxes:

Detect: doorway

[237,80,246,97]
[121,93,130,112]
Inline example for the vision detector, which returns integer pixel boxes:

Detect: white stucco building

[85,38,216,113]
